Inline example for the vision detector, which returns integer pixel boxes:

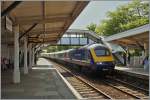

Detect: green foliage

[87,0,149,36]
[86,23,97,32]
[120,18,149,30]
[133,49,143,56]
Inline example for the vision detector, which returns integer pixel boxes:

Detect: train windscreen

[94,48,110,56]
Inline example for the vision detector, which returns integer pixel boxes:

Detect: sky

[69,1,131,30]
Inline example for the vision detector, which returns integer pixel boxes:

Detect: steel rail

[47,58,147,99]
[101,79,144,99]
[108,76,149,94]
[53,62,113,99]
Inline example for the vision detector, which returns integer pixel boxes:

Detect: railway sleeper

[88,96,106,99]
[69,79,82,82]
[141,96,149,99]
[77,88,93,91]
[133,92,147,96]
[72,84,87,87]
[75,87,92,90]
[74,85,90,88]
[68,81,83,84]
[81,93,101,97]
[73,84,88,87]
[69,79,83,82]
[79,90,96,94]
[116,86,146,97]
[114,78,148,92]
[70,82,86,85]
[108,80,147,96]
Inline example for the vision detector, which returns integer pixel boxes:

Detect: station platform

[115,66,149,80]
[1,58,81,99]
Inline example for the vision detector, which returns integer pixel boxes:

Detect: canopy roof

[104,24,149,48]
[1,1,89,44]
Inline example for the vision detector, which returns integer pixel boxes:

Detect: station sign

[5,16,13,32]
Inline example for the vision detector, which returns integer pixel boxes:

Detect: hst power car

[42,43,115,72]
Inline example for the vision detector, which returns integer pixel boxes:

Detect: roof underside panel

[1,1,89,44]
[104,24,149,47]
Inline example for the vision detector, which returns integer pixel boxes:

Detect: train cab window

[94,48,110,56]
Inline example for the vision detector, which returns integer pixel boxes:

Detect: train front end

[90,45,115,72]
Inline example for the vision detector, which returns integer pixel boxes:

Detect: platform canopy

[1,1,89,44]
[104,24,149,48]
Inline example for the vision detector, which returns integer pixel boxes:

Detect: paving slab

[115,66,149,80]
[1,62,79,99]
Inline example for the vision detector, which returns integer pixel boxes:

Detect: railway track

[106,76,149,94]
[56,64,112,99]
[101,78,149,99]
[113,70,149,93]
[48,59,149,99]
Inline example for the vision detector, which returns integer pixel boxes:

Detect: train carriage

[42,43,115,73]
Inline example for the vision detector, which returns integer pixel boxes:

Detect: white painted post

[133,56,136,66]
[13,25,20,83]
[24,37,28,74]
[32,47,35,66]
[141,51,145,64]
[144,43,148,56]
[29,44,32,69]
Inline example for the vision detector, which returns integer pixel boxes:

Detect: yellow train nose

[90,49,114,63]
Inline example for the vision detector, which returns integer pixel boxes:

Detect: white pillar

[142,51,145,57]
[32,48,35,66]
[13,25,20,83]
[29,44,32,69]
[144,43,149,56]
[24,37,28,74]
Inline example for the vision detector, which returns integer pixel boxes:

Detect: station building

[1,1,149,99]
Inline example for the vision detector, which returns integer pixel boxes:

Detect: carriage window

[94,49,110,56]
[88,51,91,59]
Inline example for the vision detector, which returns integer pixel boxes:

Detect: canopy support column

[32,48,35,66]
[144,43,149,56]
[29,44,32,69]
[24,37,28,74]
[13,25,20,83]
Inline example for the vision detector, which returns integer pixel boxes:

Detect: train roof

[79,43,108,50]
[49,49,73,54]
[42,43,109,55]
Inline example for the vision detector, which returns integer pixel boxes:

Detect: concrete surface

[115,66,149,80]
[1,58,78,99]
[115,66,149,76]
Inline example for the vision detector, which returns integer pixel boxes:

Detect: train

[42,43,115,72]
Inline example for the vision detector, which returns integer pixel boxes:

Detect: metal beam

[112,40,137,47]
[72,2,89,18]
[16,16,73,25]
[30,27,63,32]
[19,23,38,40]
[136,41,144,50]
[29,36,58,40]
[105,24,149,42]
[1,1,22,17]
[29,29,64,35]
[129,37,148,43]
[57,1,89,42]
[28,38,58,42]
[28,40,57,43]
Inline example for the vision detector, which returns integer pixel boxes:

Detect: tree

[86,23,97,32]
[87,0,149,36]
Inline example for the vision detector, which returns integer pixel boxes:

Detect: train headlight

[97,62,103,65]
